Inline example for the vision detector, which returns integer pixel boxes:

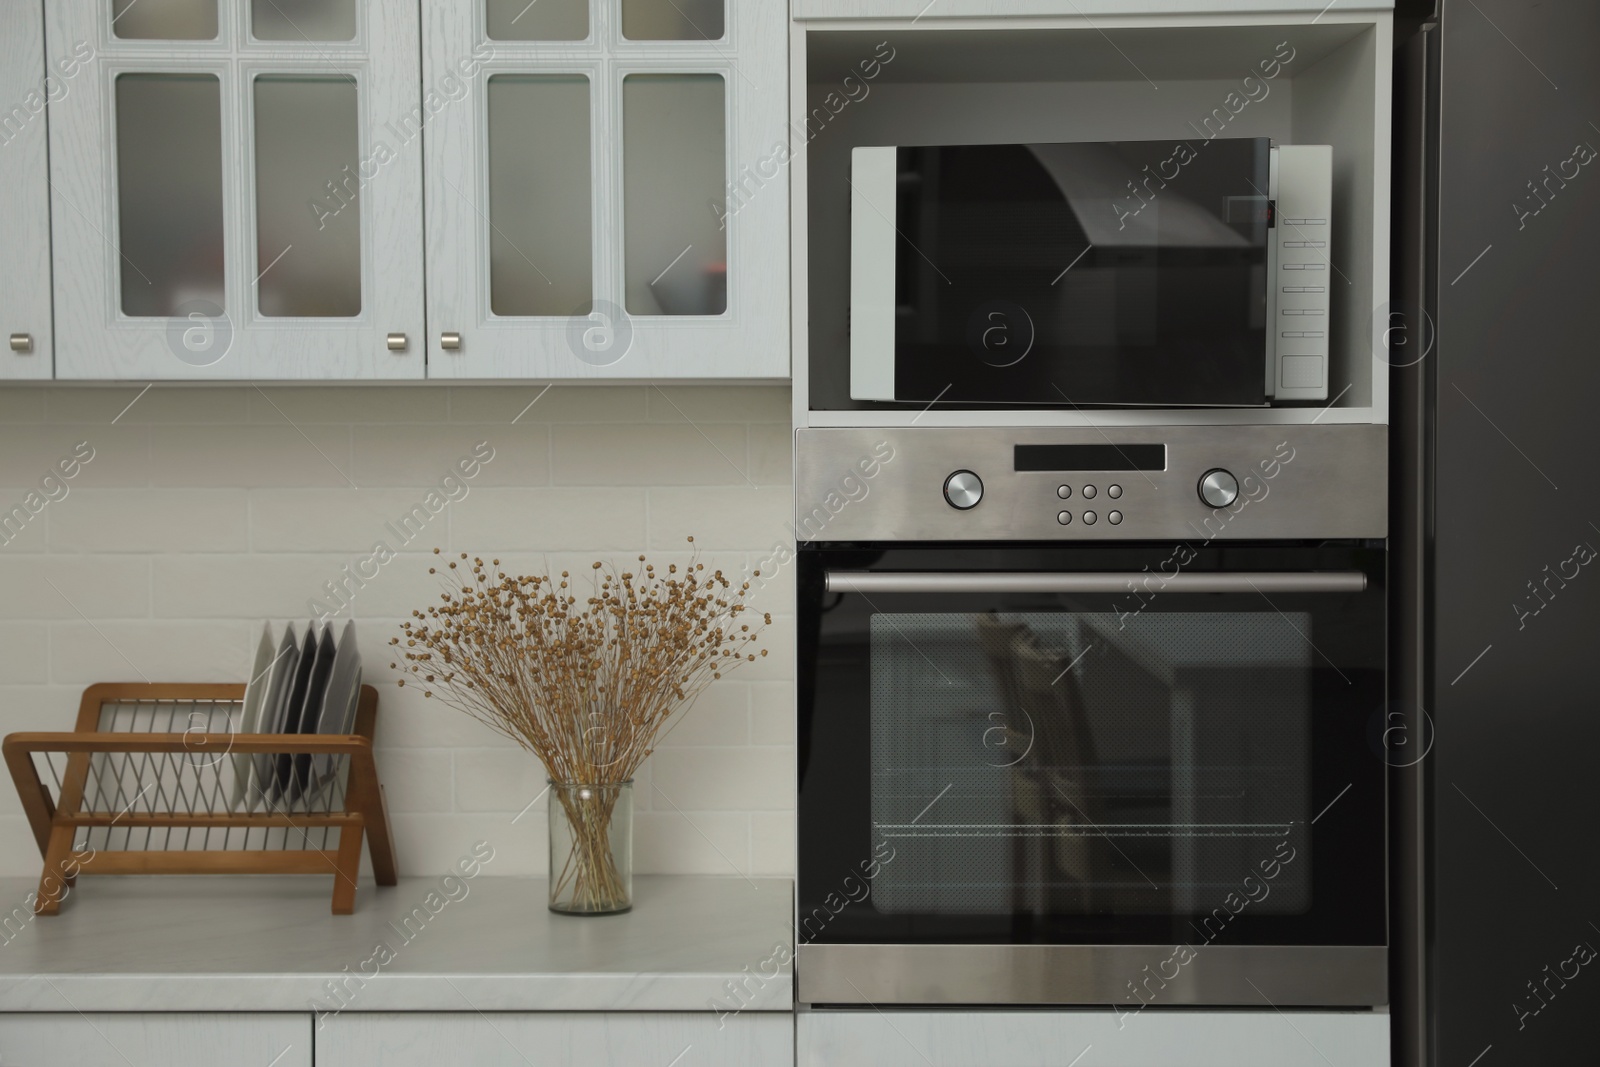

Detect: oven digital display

[1013,444,1166,472]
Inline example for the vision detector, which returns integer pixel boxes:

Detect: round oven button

[1108,510,1123,525]
[1198,469,1239,508]
[1056,485,1071,499]
[1057,510,1072,525]
[1081,484,1097,499]
[1108,484,1123,499]
[944,470,984,510]
[1082,510,1097,525]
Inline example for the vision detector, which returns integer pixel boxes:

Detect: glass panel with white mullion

[621,72,727,317]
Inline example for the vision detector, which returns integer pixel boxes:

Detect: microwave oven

[849,138,1332,408]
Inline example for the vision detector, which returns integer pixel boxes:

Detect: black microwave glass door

[892,138,1271,407]
[797,543,1385,949]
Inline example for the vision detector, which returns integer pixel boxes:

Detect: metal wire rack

[3,683,397,916]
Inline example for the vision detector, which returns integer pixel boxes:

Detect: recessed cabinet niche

[47,0,426,381]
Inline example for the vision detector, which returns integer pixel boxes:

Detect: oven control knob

[1198,468,1239,508]
[943,470,984,510]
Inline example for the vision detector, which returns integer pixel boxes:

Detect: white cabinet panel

[47,0,426,380]
[0,0,55,379]
[422,0,789,380]
[0,1011,311,1067]
[320,1010,793,1067]
[798,1010,1389,1067]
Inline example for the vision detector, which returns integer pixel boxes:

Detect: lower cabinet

[319,1011,793,1066]
[0,1012,311,1067]
[798,1010,1390,1067]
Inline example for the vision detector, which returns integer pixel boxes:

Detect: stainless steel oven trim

[797,944,1387,1007]
[825,571,1368,595]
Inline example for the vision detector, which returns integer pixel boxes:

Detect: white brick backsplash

[552,423,750,486]
[647,486,791,550]
[50,489,249,553]
[451,488,647,551]
[750,813,796,877]
[350,424,547,488]
[454,749,547,813]
[633,811,751,877]
[379,750,456,814]
[250,387,450,424]
[749,682,797,745]
[0,425,148,489]
[0,628,51,684]
[249,489,458,553]
[48,386,252,425]
[647,386,790,425]
[748,424,793,486]
[448,384,648,424]
[150,425,353,488]
[0,385,797,879]
[49,620,253,685]
[650,748,795,812]
[0,557,150,619]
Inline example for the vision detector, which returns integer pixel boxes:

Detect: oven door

[796,541,1386,1007]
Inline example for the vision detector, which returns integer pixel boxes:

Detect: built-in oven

[793,425,1387,1009]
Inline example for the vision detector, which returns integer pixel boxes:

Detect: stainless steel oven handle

[824,571,1368,595]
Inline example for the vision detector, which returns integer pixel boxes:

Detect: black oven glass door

[797,542,1385,948]
[890,138,1270,407]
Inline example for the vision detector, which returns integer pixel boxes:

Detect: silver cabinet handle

[386,332,408,352]
[9,333,33,354]
[440,332,461,351]
[824,572,1368,595]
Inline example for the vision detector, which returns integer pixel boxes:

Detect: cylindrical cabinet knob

[386,332,408,352]
[1198,468,1240,509]
[943,470,984,510]
[440,332,462,351]
[9,333,33,354]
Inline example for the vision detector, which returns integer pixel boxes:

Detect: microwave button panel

[943,470,984,510]
[1267,146,1333,402]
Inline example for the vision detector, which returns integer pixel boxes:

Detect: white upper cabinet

[1,0,55,379]
[421,0,788,379]
[46,0,426,381]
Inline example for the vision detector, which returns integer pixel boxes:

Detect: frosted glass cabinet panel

[622,74,726,316]
[486,75,594,316]
[47,0,425,380]
[0,0,55,379]
[485,0,590,41]
[422,0,788,379]
[115,74,227,318]
[252,76,363,317]
[112,0,219,40]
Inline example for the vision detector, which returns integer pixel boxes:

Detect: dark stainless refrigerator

[1393,2,1600,1064]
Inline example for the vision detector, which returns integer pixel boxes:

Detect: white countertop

[0,875,793,1013]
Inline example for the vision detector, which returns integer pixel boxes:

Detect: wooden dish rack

[2,683,398,915]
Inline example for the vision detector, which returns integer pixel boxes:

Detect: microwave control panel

[1267,145,1333,402]
[797,426,1387,542]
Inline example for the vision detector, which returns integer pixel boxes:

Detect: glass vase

[547,780,633,914]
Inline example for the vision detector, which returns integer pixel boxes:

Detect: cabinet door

[47,0,425,380]
[422,0,788,379]
[319,1010,793,1066]
[0,1012,311,1067]
[0,0,54,379]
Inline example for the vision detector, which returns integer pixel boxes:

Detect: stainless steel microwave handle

[824,571,1368,595]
